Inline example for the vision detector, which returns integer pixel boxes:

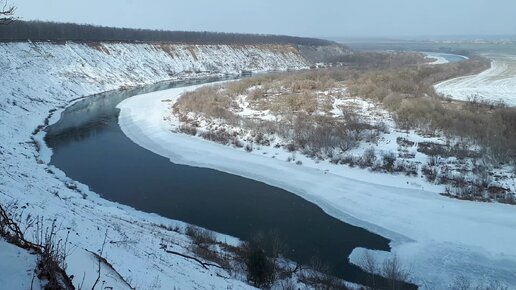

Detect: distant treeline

[0,20,334,46]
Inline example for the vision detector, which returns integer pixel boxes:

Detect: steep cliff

[0,42,309,102]
[0,41,313,289]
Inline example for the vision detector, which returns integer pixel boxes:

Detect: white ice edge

[117,83,516,289]
[423,51,469,65]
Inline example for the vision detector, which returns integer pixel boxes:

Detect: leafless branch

[0,0,16,25]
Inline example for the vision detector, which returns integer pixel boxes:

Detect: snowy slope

[0,41,309,289]
[117,85,516,289]
[435,54,516,106]
[0,42,308,106]
[0,239,44,290]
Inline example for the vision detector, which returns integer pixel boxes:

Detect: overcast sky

[15,0,516,38]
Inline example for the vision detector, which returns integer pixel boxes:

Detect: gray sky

[15,0,516,38]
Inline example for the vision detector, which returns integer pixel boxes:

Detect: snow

[423,52,469,65]
[424,52,449,65]
[118,84,516,289]
[0,41,309,289]
[235,94,277,121]
[0,239,43,290]
[435,54,516,106]
[330,96,348,116]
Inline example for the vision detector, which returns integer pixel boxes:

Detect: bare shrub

[245,143,253,152]
[185,225,216,246]
[241,242,276,288]
[393,160,419,176]
[382,255,410,290]
[254,132,270,146]
[360,251,379,289]
[285,143,296,152]
[174,85,236,120]
[34,219,71,288]
[199,129,231,144]
[0,204,74,289]
[178,124,197,135]
[422,164,438,182]
[192,244,230,270]
[361,147,377,168]
[231,137,244,148]
[298,256,349,290]
[348,56,516,163]
[382,152,397,172]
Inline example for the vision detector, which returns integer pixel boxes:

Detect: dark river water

[44,77,414,288]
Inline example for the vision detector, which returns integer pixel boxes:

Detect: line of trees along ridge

[0,20,338,46]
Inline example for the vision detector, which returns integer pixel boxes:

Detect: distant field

[340,40,516,106]
[344,40,516,55]
[435,54,516,106]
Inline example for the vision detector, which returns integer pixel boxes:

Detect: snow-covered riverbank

[423,51,468,65]
[0,41,312,289]
[435,54,516,106]
[118,84,516,289]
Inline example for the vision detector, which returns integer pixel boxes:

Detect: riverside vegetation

[173,51,516,203]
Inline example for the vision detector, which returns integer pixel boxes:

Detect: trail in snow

[117,84,516,289]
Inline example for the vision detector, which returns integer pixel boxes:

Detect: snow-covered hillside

[0,41,308,104]
[0,239,44,289]
[0,41,310,289]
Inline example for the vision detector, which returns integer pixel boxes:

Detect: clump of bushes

[381,152,397,172]
[298,257,348,289]
[173,85,236,121]
[422,164,438,182]
[198,129,231,144]
[185,225,216,246]
[245,143,253,152]
[349,56,516,164]
[178,124,197,135]
[244,244,276,288]
[359,147,376,168]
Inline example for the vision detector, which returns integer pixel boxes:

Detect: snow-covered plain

[0,41,309,289]
[435,54,516,106]
[118,85,516,289]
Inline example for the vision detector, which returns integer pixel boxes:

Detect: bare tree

[360,251,378,289]
[0,0,16,24]
[382,255,410,290]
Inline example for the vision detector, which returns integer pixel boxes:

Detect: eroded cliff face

[297,43,352,63]
[0,42,310,103]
